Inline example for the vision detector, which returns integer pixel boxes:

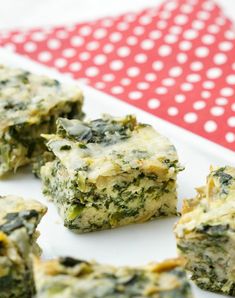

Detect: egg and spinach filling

[35,257,193,298]
[175,166,235,296]
[0,65,84,177]
[41,115,181,233]
[0,195,47,298]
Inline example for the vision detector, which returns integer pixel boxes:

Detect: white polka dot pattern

[0,0,234,151]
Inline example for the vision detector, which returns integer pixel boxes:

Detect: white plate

[0,49,234,298]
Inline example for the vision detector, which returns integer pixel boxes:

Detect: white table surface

[0,0,234,30]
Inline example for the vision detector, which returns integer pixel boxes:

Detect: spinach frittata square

[0,195,47,298]
[175,166,235,296]
[35,257,193,298]
[0,65,84,177]
[41,115,182,233]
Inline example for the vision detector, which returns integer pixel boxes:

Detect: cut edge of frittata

[174,165,235,296]
[0,65,84,177]
[34,257,194,298]
[41,115,183,233]
[0,195,47,298]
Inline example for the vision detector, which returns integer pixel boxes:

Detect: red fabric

[0,0,235,151]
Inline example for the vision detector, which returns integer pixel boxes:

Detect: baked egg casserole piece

[174,166,235,295]
[0,195,47,298]
[41,115,182,233]
[0,65,84,177]
[34,257,193,298]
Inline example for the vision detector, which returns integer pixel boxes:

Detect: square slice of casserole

[0,195,47,298]
[0,65,83,177]
[175,166,235,296]
[41,115,181,232]
[35,257,193,298]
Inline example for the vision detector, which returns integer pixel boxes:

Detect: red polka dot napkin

[0,0,235,151]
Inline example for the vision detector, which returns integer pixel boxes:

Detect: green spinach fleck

[56,115,137,146]
[213,168,233,186]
